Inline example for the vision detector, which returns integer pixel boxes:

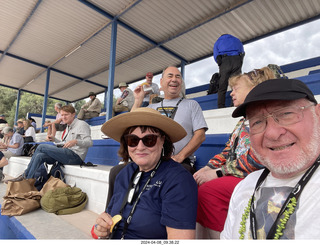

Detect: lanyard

[110,158,162,239]
[161,97,183,118]
[250,155,320,239]
[61,125,70,141]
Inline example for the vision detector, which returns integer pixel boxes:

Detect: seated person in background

[0,114,8,124]
[194,67,275,239]
[221,78,320,239]
[77,92,102,120]
[0,151,9,181]
[43,103,67,141]
[0,127,24,159]
[14,119,25,135]
[112,82,135,116]
[92,107,197,239]
[6,105,93,181]
[23,119,36,142]
[28,117,37,129]
[0,124,7,141]
[140,72,160,107]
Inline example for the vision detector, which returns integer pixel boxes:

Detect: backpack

[34,161,65,191]
[267,64,288,79]
[207,72,220,94]
[40,186,88,215]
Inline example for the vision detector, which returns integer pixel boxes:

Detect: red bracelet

[91,225,99,239]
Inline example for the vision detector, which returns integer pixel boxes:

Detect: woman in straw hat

[92,107,198,239]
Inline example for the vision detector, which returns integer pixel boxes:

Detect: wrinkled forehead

[246,99,306,119]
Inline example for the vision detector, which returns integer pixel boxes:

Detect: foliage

[0,87,74,127]
[0,86,113,127]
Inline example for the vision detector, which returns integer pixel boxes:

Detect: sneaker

[4,174,25,184]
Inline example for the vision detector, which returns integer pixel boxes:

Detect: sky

[107,18,320,99]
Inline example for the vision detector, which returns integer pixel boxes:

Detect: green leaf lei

[239,196,297,239]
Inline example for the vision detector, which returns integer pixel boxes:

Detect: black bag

[207,72,220,94]
[34,161,65,191]
[22,143,39,157]
[23,136,34,143]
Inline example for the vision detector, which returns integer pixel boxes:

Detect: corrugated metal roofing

[0,0,320,102]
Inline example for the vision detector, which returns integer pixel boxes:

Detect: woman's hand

[193,166,219,185]
[94,212,114,238]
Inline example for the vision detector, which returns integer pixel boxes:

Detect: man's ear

[315,103,320,117]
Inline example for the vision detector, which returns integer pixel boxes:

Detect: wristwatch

[216,169,223,178]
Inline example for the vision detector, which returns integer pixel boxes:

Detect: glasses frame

[124,134,160,148]
[245,104,315,135]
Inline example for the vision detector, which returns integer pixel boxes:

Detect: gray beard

[252,112,320,178]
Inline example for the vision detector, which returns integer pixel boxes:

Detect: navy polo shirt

[107,159,198,239]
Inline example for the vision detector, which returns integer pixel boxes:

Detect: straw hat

[101,107,186,143]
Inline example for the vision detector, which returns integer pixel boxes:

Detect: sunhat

[101,107,186,143]
[118,82,128,88]
[232,78,317,118]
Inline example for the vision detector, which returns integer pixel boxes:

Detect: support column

[14,89,22,124]
[106,20,117,121]
[41,68,50,132]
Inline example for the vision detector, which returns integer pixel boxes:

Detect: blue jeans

[24,144,83,179]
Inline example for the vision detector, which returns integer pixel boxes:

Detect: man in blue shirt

[213,34,245,108]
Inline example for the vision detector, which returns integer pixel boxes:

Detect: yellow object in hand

[110,214,122,233]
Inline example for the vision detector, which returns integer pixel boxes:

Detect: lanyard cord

[250,155,320,239]
[62,125,70,141]
[110,158,162,239]
[161,97,183,118]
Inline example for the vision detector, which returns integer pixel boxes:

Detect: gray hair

[55,103,63,109]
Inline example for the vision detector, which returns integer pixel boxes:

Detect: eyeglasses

[127,171,143,204]
[124,134,159,148]
[245,104,315,135]
[245,69,264,81]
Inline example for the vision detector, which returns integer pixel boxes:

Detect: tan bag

[40,176,69,196]
[1,179,41,216]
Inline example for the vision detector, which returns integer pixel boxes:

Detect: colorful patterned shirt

[207,118,264,178]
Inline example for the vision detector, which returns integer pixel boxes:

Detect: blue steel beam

[41,69,50,133]
[0,0,42,64]
[106,20,118,120]
[0,82,70,103]
[78,0,187,63]
[0,50,107,90]
[14,90,22,124]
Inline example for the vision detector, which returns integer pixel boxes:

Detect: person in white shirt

[23,119,36,142]
[221,78,320,240]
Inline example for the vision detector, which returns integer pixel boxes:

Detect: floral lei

[239,196,297,239]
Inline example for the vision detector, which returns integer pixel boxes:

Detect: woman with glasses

[92,107,198,239]
[194,67,276,239]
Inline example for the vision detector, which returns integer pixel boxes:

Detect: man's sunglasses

[124,134,159,148]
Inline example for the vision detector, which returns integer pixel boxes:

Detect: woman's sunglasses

[124,134,159,148]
